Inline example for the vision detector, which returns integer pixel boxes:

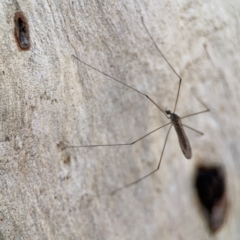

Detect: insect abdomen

[173,119,192,159]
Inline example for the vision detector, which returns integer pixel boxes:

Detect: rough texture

[0,0,239,239]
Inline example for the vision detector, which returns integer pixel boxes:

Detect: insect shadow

[63,17,209,194]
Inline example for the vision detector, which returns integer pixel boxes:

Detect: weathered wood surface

[0,0,239,239]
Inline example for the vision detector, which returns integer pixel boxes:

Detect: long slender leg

[173,78,182,114]
[141,17,181,79]
[181,90,210,119]
[111,124,173,195]
[182,124,204,135]
[62,122,171,150]
[141,17,182,114]
[181,108,209,119]
[73,55,169,118]
[190,88,209,110]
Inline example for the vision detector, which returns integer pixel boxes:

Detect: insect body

[63,17,209,194]
[167,111,192,159]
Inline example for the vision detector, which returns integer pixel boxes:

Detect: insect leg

[181,90,210,119]
[111,124,173,195]
[173,78,182,114]
[141,17,182,114]
[62,122,171,150]
[182,124,204,135]
[181,108,209,119]
[141,17,181,79]
[73,55,168,118]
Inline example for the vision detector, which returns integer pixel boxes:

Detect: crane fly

[63,17,209,194]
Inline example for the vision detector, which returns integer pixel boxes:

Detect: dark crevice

[195,165,228,233]
[14,12,30,50]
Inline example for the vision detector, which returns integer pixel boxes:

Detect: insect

[63,17,209,194]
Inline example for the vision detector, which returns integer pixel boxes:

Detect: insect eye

[165,110,171,115]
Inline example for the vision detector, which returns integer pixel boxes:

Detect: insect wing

[174,121,192,159]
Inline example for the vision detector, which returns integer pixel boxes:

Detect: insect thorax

[166,111,180,124]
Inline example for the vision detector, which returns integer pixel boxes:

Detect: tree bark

[0,0,239,239]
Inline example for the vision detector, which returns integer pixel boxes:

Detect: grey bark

[0,0,239,239]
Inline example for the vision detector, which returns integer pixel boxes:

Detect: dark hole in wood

[195,165,228,233]
[14,12,30,50]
